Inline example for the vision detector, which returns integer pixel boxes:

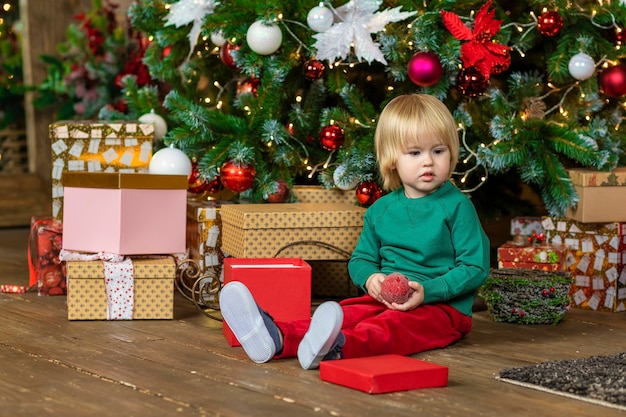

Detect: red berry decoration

[380,273,414,304]
[220,160,256,192]
[319,124,345,151]
[456,66,489,97]
[220,42,240,70]
[407,51,443,87]
[303,59,325,81]
[237,77,260,97]
[266,179,291,203]
[355,180,382,207]
[598,64,626,98]
[537,11,564,37]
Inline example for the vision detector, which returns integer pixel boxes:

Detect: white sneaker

[220,281,279,363]
[297,301,344,370]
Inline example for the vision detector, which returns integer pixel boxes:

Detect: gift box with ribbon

[62,250,176,321]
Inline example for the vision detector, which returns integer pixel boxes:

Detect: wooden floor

[1,226,625,417]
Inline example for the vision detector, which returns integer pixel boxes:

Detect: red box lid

[319,354,448,394]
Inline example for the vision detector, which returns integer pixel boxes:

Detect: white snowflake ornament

[312,0,416,65]
[164,0,220,63]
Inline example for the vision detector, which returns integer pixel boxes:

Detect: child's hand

[384,281,424,311]
[365,273,386,301]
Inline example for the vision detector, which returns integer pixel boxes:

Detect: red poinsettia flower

[441,0,511,78]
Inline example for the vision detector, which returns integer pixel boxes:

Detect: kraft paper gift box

[565,168,626,223]
[292,185,357,205]
[542,217,626,312]
[497,242,568,272]
[222,258,312,347]
[221,203,365,260]
[49,121,154,220]
[62,172,188,255]
[27,217,66,295]
[66,257,176,320]
[319,354,448,394]
[186,200,225,277]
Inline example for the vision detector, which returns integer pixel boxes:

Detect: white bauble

[246,20,282,55]
[149,147,192,176]
[307,5,334,32]
[139,110,168,142]
[210,31,226,47]
[333,164,359,191]
[568,53,596,81]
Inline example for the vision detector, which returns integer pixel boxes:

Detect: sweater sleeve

[348,210,382,291]
[420,197,490,307]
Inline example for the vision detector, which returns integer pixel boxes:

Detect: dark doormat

[497,352,626,411]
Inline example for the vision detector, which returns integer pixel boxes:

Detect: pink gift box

[62,172,188,255]
[222,257,312,347]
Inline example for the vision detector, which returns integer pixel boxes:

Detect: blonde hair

[374,94,459,191]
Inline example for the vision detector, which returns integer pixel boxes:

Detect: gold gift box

[66,257,176,320]
[50,121,154,220]
[292,185,357,205]
[186,200,225,277]
[221,203,365,260]
[542,216,626,313]
[566,168,626,223]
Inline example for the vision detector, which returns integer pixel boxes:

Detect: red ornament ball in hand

[381,273,414,304]
[456,66,489,97]
[220,42,240,70]
[319,124,345,151]
[355,180,382,206]
[266,179,290,203]
[407,52,443,87]
[220,161,256,193]
[598,64,626,98]
[303,59,325,81]
[537,11,564,37]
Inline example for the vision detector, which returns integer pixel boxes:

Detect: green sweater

[348,181,490,316]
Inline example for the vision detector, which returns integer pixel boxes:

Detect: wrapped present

[308,260,361,298]
[221,203,365,260]
[479,268,572,324]
[62,172,188,255]
[497,242,568,271]
[65,254,176,320]
[222,258,312,346]
[510,216,544,239]
[319,354,448,394]
[292,185,357,205]
[542,217,626,312]
[50,120,154,220]
[565,168,626,223]
[27,217,65,295]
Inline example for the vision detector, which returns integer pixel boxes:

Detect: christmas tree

[46,0,626,217]
[0,0,24,129]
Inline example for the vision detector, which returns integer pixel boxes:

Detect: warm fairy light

[216,100,223,109]
[204,98,211,104]
[295,95,303,103]
[387,86,394,91]
[3,3,10,11]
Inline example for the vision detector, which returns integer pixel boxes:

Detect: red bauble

[319,124,345,151]
[456,67,489,97]
[355,180,382,207]
[237,77,260,97]
[188,160,210,194]
[162,45,172,58]
[266,180,290,203]
[220,161,256,192]
[303,59,325,81]
[220,42,240,70]
[537,11,564,37]
[407,52,443,87]
[598,64,626,98]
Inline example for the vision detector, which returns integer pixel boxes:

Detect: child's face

[392,138,451,198]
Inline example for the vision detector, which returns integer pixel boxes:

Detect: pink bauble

[599,64,626,98]
[407,52,443,87]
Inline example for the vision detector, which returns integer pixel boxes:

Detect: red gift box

[27,217,66,295]
[222,258,312,347]
[497,261,564,271]
[497,242,568,265]
[319,354,448,394]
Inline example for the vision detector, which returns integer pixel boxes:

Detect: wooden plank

[0,173,49,227]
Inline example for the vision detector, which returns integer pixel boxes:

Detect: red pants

[274,294,472,359]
